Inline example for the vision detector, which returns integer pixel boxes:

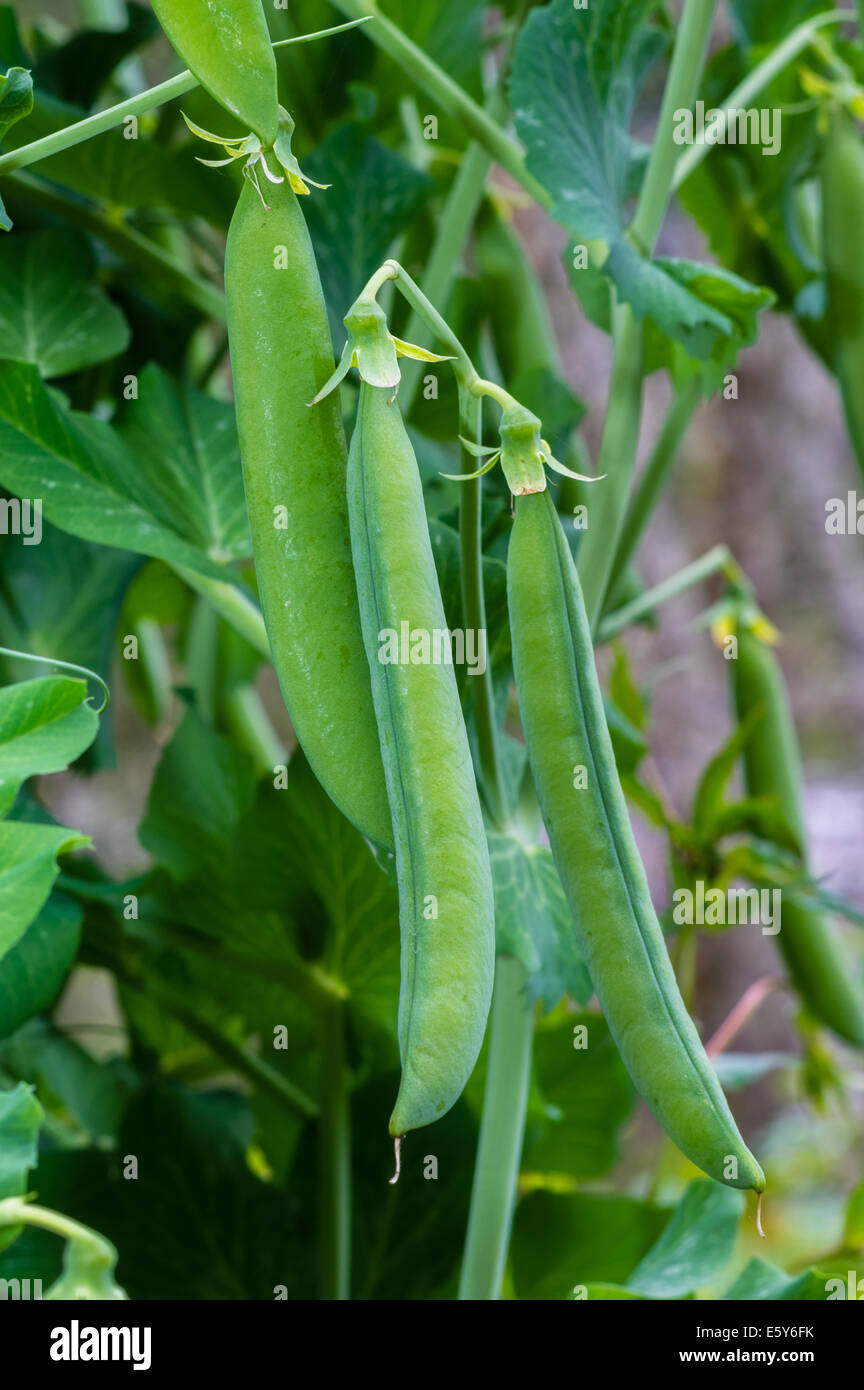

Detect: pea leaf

[723,1257,834,1300]
[487,829,593,1009]
[511,0,663,245]
[0,229,129,376]
[304,125,432,342]
[514,0,774,370]
[0,896,83,1042]
[0,676,100,818]
[115,364,250,567]
[0,819,90,963]
[0,1082,42,1253]
[0,360,247,582]
[524,1014,634,1179]
[0,64,32,144]
[626,1180,744,1298]
[512,1190,669,1300]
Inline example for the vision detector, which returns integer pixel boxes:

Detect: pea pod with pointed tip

[224,177,392,850]
[151,0,279,146]
[508,489,764,1191]
[348,382,495,1135]
[732,627,864,1047]
[821,107,864,482]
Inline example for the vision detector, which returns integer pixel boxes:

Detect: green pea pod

[732,628,864,1047]
[508,490,764,1191]
[225,178,392,850]
[821,108,864,481]
[151,0,279,146]
[348,383,495,1136]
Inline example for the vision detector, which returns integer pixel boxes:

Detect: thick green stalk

[185,595,219,723]
[330,0,548,208]
[136,617,173,722]
[318,1001,351,1301]
[579,0,718,628]
[604,377,702,608]
[576,301,644,626]
[223,683,286,774]
[596,544,733,644]
[172,565,270,659]
[630,0,718,254]
[458,955,534,1300]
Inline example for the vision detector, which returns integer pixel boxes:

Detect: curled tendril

[0,646,110,713]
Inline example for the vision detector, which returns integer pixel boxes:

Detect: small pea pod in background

[508,490,764,1192]
[225,178,392,850]
[821,107,864,483]
[348,383,495,1137]
[732,627,864,1047]
[151,0,279,146]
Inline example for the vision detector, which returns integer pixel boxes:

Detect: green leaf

[723,1257,834,1301]
[512,0,663,245]
[0,64,33,145]
[0,1017,130,1142]
[115,364,250,566]
[0,520,139,767]
[0,819,89,963]
[487,829,592,1009]
[0,895,82,1041]
[627,1180,744,1297]
[0,230,129,376]
[604,694,647,776]
[0,676,99,817]
[0,1082,42,1252]
[524,1014,634,1179]
[303,125,432,343]
[0,360,245,581]
[512,1190,669,1300]
[139,706,257,881]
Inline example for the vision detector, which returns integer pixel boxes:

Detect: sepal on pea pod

[310,298,452,404]
[445,401,603,495]
[182,107,328,208]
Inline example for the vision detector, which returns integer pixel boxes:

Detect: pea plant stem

[0,1197,107,1247]
[458,955,534,1301]
[222,683,287,775]
[630,0,718,255]
[318,1000,352,1301]
[604,376,703,607]
[579,0,717,631]
[0,20,372,177]
[596,544,734,644]
[330,0,549,209]
[576,300,644,627]
[172,565,270,660]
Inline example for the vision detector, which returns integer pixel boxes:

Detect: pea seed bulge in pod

[0,0,861,1350]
